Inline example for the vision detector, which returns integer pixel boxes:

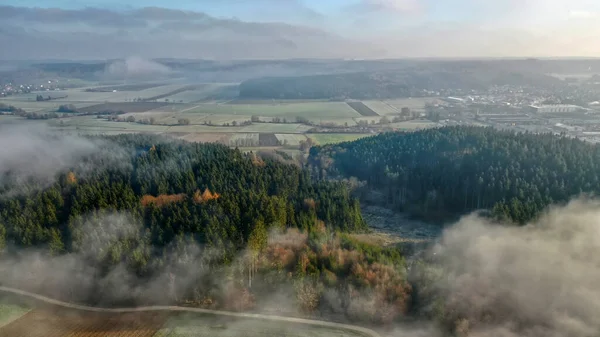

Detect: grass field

[307,133,373,145]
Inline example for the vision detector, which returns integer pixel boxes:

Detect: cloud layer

[0,6,366,60]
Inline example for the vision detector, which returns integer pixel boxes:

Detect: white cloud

[361,0,421,13]
[569,10,599,18]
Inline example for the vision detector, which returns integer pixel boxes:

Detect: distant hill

[239,66,562,100]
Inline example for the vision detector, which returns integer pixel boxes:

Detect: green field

[307,133,373,145]
[0,304,30,328]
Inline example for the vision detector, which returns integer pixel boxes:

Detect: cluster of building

[1,81,61,97]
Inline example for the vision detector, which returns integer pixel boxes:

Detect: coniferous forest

[0,134,414,323]
[309,126,600,224]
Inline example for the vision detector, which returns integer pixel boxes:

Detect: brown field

[346,102,379,116]
[79,102,178,113]
[258,133,281,146]
[0,308,168,337]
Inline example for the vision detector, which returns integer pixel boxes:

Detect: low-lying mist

[1,198,600,337]
[0,124,129,197]
[429,198,600,337]
[103,57,172,80]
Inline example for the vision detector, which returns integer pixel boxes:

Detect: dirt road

[0,286,381,337]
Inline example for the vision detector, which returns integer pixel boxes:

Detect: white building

[529,104,583,114]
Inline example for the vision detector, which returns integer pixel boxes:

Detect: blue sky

[0,0,474,28]
[2,0,600,58]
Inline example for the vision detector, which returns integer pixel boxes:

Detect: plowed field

[0,308,168,337]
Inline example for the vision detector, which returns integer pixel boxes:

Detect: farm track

[0,287,382,337]
[347,102,379,117]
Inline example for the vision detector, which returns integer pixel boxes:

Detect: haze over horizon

[1,0,599,60]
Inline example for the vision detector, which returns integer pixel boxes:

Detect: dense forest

[0,133,363,259]
[309,126,600,224]
[239,69,561,100]
[0,134,415,323]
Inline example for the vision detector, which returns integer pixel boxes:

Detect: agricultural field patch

[0,304,30,329]
[362,101,400,116]
[275,134,308,146]
[384,97,442,111]
[307,133,372,145]
[78,102,177,113]
[0,115,22,124]
[35,85,194,103]
[229,133,259,147]
[239,123,312,134]
[259,133,281,146]
[347,102,379,116]
[174,133,232,144]
[161,84,239,103]
[306,117,358,126]
[0,99,97,113]
[388,120,438,130]
[184,102,359,118]
[0,308,168,337]
[85,83,167,92]
[227,99,331,105]
[157,314,367,337]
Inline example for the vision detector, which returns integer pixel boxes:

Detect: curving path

[0,286,381,337]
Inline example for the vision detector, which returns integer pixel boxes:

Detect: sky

[1,0,600,59]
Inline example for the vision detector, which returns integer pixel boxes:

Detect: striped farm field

[346,102,379,116]
[0,308,168,337]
